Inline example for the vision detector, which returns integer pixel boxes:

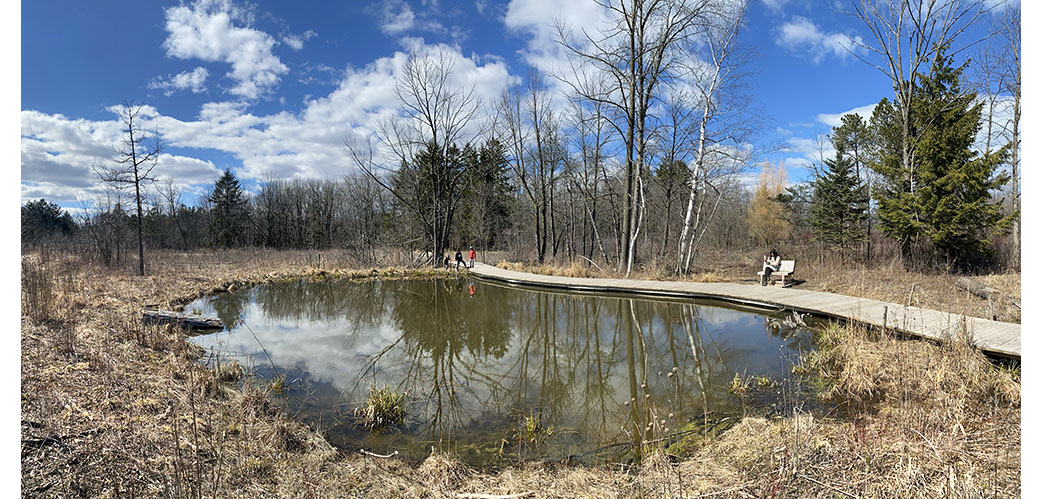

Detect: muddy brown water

[186,277,819,468]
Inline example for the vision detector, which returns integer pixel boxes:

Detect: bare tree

[347,47,481,265]
[964,3,1020,266]
[157,177,189,250]
[564,78,615,267]
[675,0,756,274]
[650,91,699,259]
[93,101,161,276]
[557,0,713,275]
[498,70,564,263]
[986,5,1020,263]
[80,189,133,267]
[845,0,994,203]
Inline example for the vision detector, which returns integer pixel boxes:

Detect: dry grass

[767,320,1022,497]
[354,386,407,431]
[21,248,1020,497]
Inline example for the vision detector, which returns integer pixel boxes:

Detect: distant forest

[22,1,1020,275]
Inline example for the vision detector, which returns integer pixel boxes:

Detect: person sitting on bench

[762,249,781,286]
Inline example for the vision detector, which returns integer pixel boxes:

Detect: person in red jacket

[468,246,476,268]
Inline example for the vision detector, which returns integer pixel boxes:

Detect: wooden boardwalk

[468,263,1021,358]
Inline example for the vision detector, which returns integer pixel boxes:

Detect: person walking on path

[455,250,465,271]
[468,246,476,268]
[761,248,781,286]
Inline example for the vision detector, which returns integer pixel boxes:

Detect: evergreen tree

[208,168,248,248]
[777,182,814,239]
[810,145,868,250]
[654,159,689,255]
[21,199,76,247]
[831,113,875,260]
[390,140,468,261]
[458,138,514,250]
[871,45,1014,268]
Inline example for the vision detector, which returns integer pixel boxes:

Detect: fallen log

[142,310,224,330]
[956,277,1021,309]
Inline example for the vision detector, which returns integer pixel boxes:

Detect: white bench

[757,260,795,287]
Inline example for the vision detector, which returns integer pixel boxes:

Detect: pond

[186,277,819,467]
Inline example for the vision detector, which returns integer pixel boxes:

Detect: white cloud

[785,134,834,167]
[984,0,1019,11]
[503,0,621,110]
[380,1,416,34]
[815,102,877,128]
[157,154,225,182]
[150,67,210,96]
[162,0,288,100]
[781,156,812,172]
[281,29,317,50]
[776,16,864,64]
[762,0,789,13]
[371,0,446,36]
[20,109,223,205]
[504,0,610,75]
[21,40,515,205]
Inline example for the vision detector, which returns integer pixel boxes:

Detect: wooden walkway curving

[467,263,1021,359]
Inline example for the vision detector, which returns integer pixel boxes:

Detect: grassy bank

[21,250,1019,497]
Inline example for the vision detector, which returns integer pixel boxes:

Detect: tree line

[22,0,1019,275]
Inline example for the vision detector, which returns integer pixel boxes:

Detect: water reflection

[188,278,813,466]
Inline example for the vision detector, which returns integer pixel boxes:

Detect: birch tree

[675,0,754,274]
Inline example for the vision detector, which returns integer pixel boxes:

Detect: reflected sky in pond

[187,277,815,467]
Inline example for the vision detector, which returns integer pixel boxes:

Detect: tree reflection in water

[188,278,813,467]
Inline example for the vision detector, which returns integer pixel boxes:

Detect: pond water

[186,277,818,467]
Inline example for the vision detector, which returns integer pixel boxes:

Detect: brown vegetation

[22,249,1019,497]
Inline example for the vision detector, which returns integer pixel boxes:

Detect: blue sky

[19,0,1020,210]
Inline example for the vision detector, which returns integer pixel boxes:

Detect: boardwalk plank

[468,263,1020,358]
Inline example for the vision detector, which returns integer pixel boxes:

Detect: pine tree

[810,145,868,251]
[389,140,468,262]
[831,113,875,260]
[457,138,513,249]
[22,199,76,247]
[208,168,248,248]
[777,182,813,239]
[871,45,1014,268]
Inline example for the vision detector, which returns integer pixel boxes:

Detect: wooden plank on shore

[143,310,224,330]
